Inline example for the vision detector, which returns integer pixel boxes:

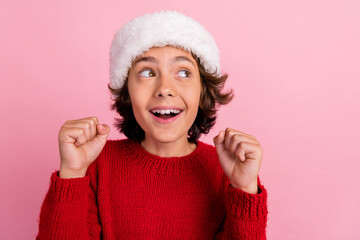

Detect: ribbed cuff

[49,171,90,203]
[225,177,268,222]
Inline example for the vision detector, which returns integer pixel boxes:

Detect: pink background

[1,0,359,239]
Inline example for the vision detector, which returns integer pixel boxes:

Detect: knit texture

[37,139,268,239]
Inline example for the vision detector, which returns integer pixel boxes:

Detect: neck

[140,135,196,157]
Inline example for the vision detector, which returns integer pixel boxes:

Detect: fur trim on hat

[109,10,221,89]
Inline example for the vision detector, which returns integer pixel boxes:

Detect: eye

[139,69,155,78]
[177,69,190,78]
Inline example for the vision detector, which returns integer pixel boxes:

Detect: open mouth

[150,109,182,119]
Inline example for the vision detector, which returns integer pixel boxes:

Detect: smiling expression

[127,45,202,145]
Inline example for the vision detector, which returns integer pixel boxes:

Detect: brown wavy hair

[108,53,233,143]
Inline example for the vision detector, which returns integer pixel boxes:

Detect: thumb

[213,130,226,154]
[82,124,110,164]
[93,124,110,143]
[97,124,110,136]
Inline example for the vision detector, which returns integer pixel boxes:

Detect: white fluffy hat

[109,10,221,89]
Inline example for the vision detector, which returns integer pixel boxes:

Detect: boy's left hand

[213,128,263,194]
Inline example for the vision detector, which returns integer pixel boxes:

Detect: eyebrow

[132,56,196,68]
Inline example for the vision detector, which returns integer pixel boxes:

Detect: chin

[148,130,187,144]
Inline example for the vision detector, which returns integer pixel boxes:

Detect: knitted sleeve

[215,174,268,240]
[36,165,101,239]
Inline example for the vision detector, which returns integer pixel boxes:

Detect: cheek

[128,93,146,123]
[185,85,202,114]
[128,78,146,105]
[127,81,145,121]
[128,95,148,131]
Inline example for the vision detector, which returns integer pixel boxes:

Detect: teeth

[151,109,181,114]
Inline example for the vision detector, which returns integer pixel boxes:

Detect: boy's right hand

[58,116,110,179]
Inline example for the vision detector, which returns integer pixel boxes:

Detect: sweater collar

[125,139,208,175]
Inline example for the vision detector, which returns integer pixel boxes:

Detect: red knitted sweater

[37,139,268,239]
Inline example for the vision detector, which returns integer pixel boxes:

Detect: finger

[65,116,99,125]
[96,124,110,136]
[86,124,110,151]
[227,134,259,154]
[63,117,99,138]
[213,130,226,154]
[62,121,97,142]
[234,142,262,162]
[59,127,90,147]
[213,130,225,145]
[64,117,98,129]
[235,142,246,162]
[225,128,258,141]
[224,129,259,150]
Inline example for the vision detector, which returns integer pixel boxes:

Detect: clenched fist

[58,116,110,179]
[213,128,263,194]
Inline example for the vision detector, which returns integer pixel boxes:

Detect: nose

[154,74,176,97]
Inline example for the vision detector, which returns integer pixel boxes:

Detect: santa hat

[109,10,221,89]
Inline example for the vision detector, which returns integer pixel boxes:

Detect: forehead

[132,45,196,64]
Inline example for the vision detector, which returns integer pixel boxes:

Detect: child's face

[127,45,201,145]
